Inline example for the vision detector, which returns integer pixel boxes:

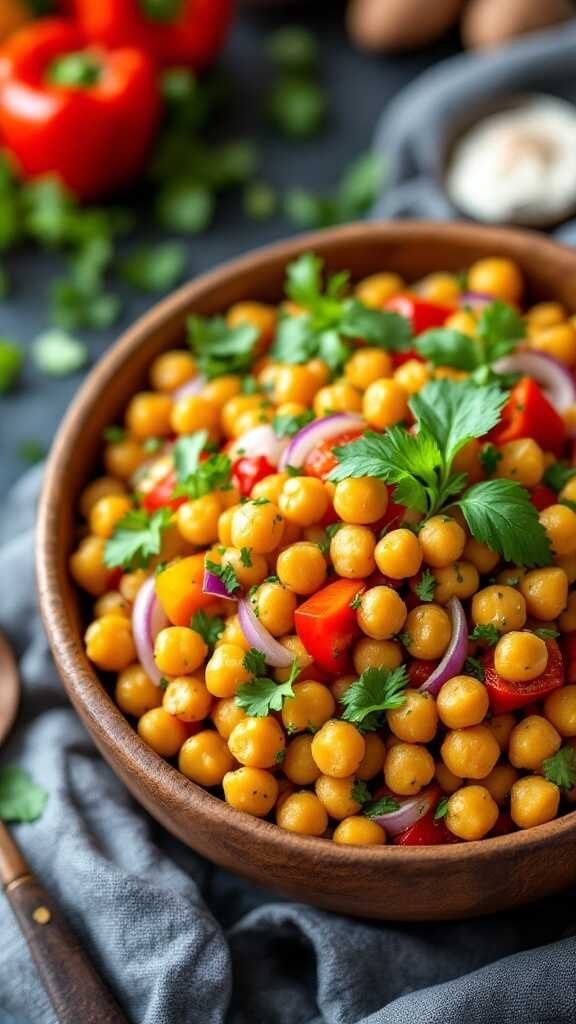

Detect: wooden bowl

[36,221,576,921]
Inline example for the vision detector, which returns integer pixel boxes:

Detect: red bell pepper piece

[73,0,232,70]
[384,293,454,335]
[294,578,364,675]
[489,377,567,455]
[561,633,576,684]
[304,427,365,480]
[0,19,160,200]
[483,638,564,714]
[393,786,459,846]
[141,467,186,513]
[530,484,557,512]
[232,455,275,498]
[407,658,439,688]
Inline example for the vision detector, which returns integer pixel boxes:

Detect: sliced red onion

[132,576,169,687]
[459,291,494,310]
[227,424,289,467]
[278,413,364,471]
[418,597,467,696]
[371,788,436,836]
[173,374,207,400]
[202,568,237,602]
[238,598,294,668]
[493,350,576,414]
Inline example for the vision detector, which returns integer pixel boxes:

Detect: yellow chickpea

[355,271,404,307]
[418,272,460,305]
[171,394,220,437]
[227,300,276,346]
[314,381,362,418]
[556,553,576,585]
[544,685,576,736]
[489,712,516,751]
[221,394,265,437]
[333,816,386,845]
[88,494,132,540]
[178,730,235,786]
[432,561,480,605]
[79,476,127,519]
[176,494,222,546]
[115,664,162,717]
[384,742,435,796]
[117,569,147,605]
[205,643,251,698]
[219,546,268,589]
[375,528,423,580]
[495,438,544,487]
[216,614,250,651]
[344,348,392,390]
[223,766,278,817]
[559,476,576,504]
[251,472,289,504]
[508,715,561,771]
[494,631,548,682]
[70,536,114,597]
[386,690,438,743]
[211,697,247,740]
[510,775,560,829]
[228,715,286,769]
[363,378,409,429]
[531,323,576,367]
[104,438,148,480]
[125,392,173,439]
[403,604,452,660]
[441,725,500,779]
[393,359,430,395]
[282,735,321,786]
[356,733,387,780]
[482,764,519,805]
[313,775,361,819]
[281,681,336,734]
[419,516,466,569]
[201,375,242,409]
[85,615,136,672]
[540,504,576,556]
[278,476,329,527]
[526,301,565,330]
[435,761,463,795]
[137,707,188,757]
[357,586,407,640]
[520,567,568,621]
[462,537,500,574]
[353,638,403,674]
[274,635,313,681]
[311,720,366,778]
[149,350,197,392]
[231,500,284,554]
[445,309,476,337]
[445,785,499,841]
[333,477,389,525]
[436,675,489,729]
[272,364,320,406]
[467,258,523,303]
[276,542,327,595]
[163,675,213,722]
[251,581,297,636]
[471,585,527,633]
[95,591,130,619]
[154,626,207,676]
[452,439,484,486]
[330,524,376,579]
[276,791,328,836]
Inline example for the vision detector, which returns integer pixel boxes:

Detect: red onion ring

[202,568,237,602]
[493,351,576,415]
[238,598,294,668]
[173,374,207,400]
[132,576,169,686]
[371,788,437,836]
[278,413,364,471]
[227,424,289,467]
[418,597,467,695]
[459,291,494,310]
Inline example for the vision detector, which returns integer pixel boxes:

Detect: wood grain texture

[36,221,576,921]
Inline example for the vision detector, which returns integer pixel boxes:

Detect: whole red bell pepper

[489,377,567,455]
[73,0,232,71]
[483,638,564,715]
[294,578,364,675]
[0,18,160,199]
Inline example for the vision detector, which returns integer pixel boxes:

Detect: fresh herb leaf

[542,746,576,791]
[0,339,23,393]
[173,430,208,481]
[464,656,485,681]
[158,677,169,691]
[32,329,88,377]
[457,479,552,567]
[243,181,277,221]
[0,765,48,823]
[479,443,502,476]
[242,647,268,677]
[205,558,240,595]
[410,380,507,468]
[415,301,523,379]
[103,425,125,444]
[187,314,258,379]
[240,547,253,567]
[191,610,225,648]
[416,329,479,371]
[543,462,576,494]
[143,436,163,454]
[349,592,362,610]
[173,432,231,499]
[415,569,437,603]
[476,300,525,363]
[236,658,300,716]
[340,665,407,730]
[364,795,401,817]
[434,795,450,821]
[121,242,186,293]
[156,182,214,234]
[104,508,171,570]
[534,627,560,640]
[469,623,500,647]
[272,409,314,438]
[351,780,371,805]
[268,26,318,72]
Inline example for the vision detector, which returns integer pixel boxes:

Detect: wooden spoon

[0,630,127,1023]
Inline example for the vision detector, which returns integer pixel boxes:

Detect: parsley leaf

[0,765,48,823]
[469,623,500,647]
[534,627,560,640]
[416,329,479,371]
[104,508,171,570]
[205,558,240,595]
[464,656,485,681]
[351,780,371,805]
[349,592,362,609]
[364,795,401,817]
[187,314,258,379]
[120,242,187,293]
[410,379,507,467]
[236,657,300,716]
[415,301,524,379]
[103,425,125,443]
[173,430,208,480]
[415,569,437,603]
[242,647,268,677]
[543,462,576,494]
[434,795,449,821]
[457,479,552,567]
[272,409,314,438]
[479,443,502,476]
[340,665,407,730]
[173,432,231,500]
[542,746,576,791]
[240,547,253,567]
[191,610,224,648]
[32,329,88,377]
[476,300,525,363]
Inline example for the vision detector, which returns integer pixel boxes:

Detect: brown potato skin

[347,0,467,51]
[462,0,573,49]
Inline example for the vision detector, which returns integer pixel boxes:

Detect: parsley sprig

[415,300,524,385]
[187,314,259,379]
[469,624,500,647]
[542,746,576,791]
[173,430,232,499]
[104,507,171,570]
[340,665,407,731]
[205,558,240,595]
[191,610,225,649]
[415,569,437,603]
[235,649,300,716]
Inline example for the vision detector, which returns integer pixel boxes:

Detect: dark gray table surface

[0,6,458,492]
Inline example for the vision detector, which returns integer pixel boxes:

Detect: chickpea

[251,581,296,637]
[279,476,329,527]
[520,567,568,621]
[384,742,435,796]
[356,733,386,780]
[282,735,321,786]
[201,374,243,408]
[176,494,222,547]
[510,776,560,829]
[276,791,328,836]
[556,553,576,585]
[441,725,500,779]
[85,615,136,672]
[149,350,197,393]
[211,697,246,740]
[276,542,327,595]
[154,626,207,676]
[445,309,476,337]
[70,536,114,597]
[171,394,220,437]
[559,476,576,505]
[531,323,576,367]
[163,675,213,722]
[471,585,527,633]
[345,348,392,390]
[353,638,403,674]
[95,591,130,619]
[178,730,234,786]
[494,631,548,682]
[432,561,479,605]
[104,438,147,480]
[314,381,362,418]
[334,477,389,526]
[217,614,250,651]
[311,720,366,778]
[79,476,127,519]
[435,761,463,795]
[205,643,251,698]
[526,301,565,330]
[273,365,319,406]
[125,392,173,440]
[483,764,519,805]
[508,715,561,771]
[445,786,499,841]
[419,516,466,569]
[467,258,523,303]
[330,524,376,579]
[375,528,423,580]
[494,437,544,487]
[314,775,363,819]
[418,272,460,304]
[282,681,336,735]
[539,504,576,556]
[331,674,356,704]
[115,664,162,717]
[221,394,266,437]
[489,712,516,751]
[137,707,187,757]
[403,604,452,660]
[544,685,576,736]
[436,675,489,730]
[355,271,404,307]
[393,358,430,395]
[462,537,500,574]
[386,690,438,743]
[220,547,268,589]
[227,300,276,346]
[363,378,409,429]
[251,472,289,504]
[87,494,132,541]
[357,586,407,640]
[333,817,386,845]
[231,500,284,554]
[223,767,278,817]
[228,715,286,769]
[274,635,313,682]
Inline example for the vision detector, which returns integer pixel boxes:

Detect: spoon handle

[1,822,127,1024]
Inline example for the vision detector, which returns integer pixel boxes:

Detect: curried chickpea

[393,358,430,395]
[149,350,198,393]
[462,537,500,575]
[252,581,297,636]
[418,272,460,305]
[311,720,366,778]
[79,476,127,519]
[314,381,362,418]
[363,378,409,429]
[494,631,548,682]
[137,707,187,758]
[375,528,423,580]
[227,301,276,346]
[176,494,222,547]
[231,500,285,554]
[333,817,386,845]
[276,791,328,836]
[432,561,479,605]
[170,394,220,437]
[179,730,235,787]
[95,591,130,619]
[163,675,213,722]
[436,675,489,729]
[384,742,435,795]
[281,681,336,734]
[511,776,560,829]
[314,775,363,819]
[531,323,576,367]
[252,471,289,504]
[89,494,132,539]
[220,547,268,589]
[495,438,544,487]
[228,715,286,769]
[125,392,173,439]
[445,785,499,841]
[283,735,322,786]
[467,257,523,303]
[508,715,561,771]
[333,477,388,525]
[115,664,162,718]
[559,593,576,633]
[355,271,404,307]
[403,604,452,660]
[279,476,329,527]
[104,438,147,480]
[471,585,527,633]
[482,764,519,805]
[386,690,438,743]
[276,542,327,595]
[519,567,568,621]
[154,626,207,676]
[418,516,466,568]
[330,524,376,578]
[441,725,500,779]
[211,697,246,740]
[539,504,576,556]
[353,638,403,675]
[357,586,407,640]
[356,733,387,780]
[544,685,576,737]
[85,615,136,672]
[344,347,392,390]
[273,364,320,406]
[205,642,251,698]
[223,767,278,817]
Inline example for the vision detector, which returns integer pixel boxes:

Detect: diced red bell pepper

[407,658,439,688]
[561,633,576,684]
[483,638,564,714]
[384,293,454,335]
[304,427,365,480]
[142,468,186,513]
[530,484,557,512]
[294,578,364,675]
[489,377,567,455]
[232,455,275,498]
[393,786,459,846]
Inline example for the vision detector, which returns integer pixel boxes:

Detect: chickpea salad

[71,253,576,847]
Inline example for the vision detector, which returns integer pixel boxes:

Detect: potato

[347,0,467,51]
[462,0,573,49]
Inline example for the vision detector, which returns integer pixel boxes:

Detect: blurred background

[1,0,574,489]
